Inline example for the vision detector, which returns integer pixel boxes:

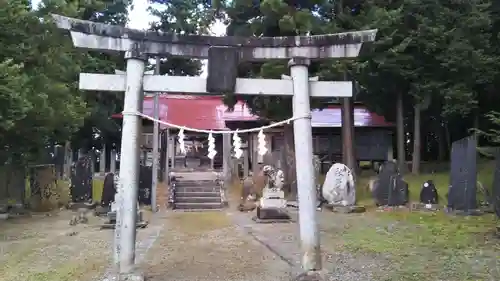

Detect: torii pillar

[51,14,376,281]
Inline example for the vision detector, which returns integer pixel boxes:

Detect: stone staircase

[173,172,224,211]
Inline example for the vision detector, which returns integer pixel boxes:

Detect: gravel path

[140,209,389,281]
[142,211,293,281]
[227,209,387,281]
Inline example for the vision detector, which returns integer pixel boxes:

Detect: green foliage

[149,0,207,77]
[200,0,500,161]
[0,0,90,163]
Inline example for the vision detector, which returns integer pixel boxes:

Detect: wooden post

[164,129,170,181]
[243,137,249,178]
[283,124,297,197]
[142,150,147,166]
[223,134,232,186]
[151,57,161,213]
[63,141,72,180]
[78,148,84,159]
[170,136,177,169]
[100,143,106,175]
[110,149,117,173]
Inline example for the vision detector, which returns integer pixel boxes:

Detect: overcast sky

[31,0,226,76]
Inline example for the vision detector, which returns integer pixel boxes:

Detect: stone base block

[94,205,110,216]
[260,197,287,209]
[329,205,366,214]
[68,202,96,211]
[376,205,410,212]
[252,216,293,224]
[100,221,148,229]
[444,207,484,216]
[411,203,440,212]
[254,207,291,223]
[291,271,325,281]
[106,211,143,224]
[104,271,145,281]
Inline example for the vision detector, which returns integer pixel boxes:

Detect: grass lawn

[212,162,500,280]
[328,161,500,281]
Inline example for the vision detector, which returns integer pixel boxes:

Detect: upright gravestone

[94,172,116,216]
[447,136,478,214]
[70,155,93,203]
[101,172,116,207]
[138,165,152,205]
[372,161,409,206]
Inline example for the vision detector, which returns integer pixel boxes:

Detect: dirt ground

[1,206,498,281]
[233,208,499,281]
[142,208,499,281]
[0,209,157,281]
[141,211,292,281]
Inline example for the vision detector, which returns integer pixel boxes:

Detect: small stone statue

[254,165,290,222]
[69,208,89,225]
[420,180,439,205]
[262,165,285,190]
[238,177,258,212]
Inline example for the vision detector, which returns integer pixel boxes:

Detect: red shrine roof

[111,95,393,130]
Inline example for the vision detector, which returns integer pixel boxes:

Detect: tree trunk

[349,97,359,176]
[435,115,447,161]
[411,104,421,174]
[341,97,356,175]
[437,123,447,161]
[283,124,297,198]
[396,92,406,173]
[341,69,357,176]
[473,113,480,138]
[444,122,451,156]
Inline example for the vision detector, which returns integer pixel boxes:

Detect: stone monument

[446,136,480,215]
[102,173,117,206]
[102,174,147,229]
[372,161,409,207]
[321,163,364,213]
[94,172,117,216]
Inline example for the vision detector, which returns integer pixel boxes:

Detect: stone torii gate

[51,14,376,281]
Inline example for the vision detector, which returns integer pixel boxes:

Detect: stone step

[176,196,221,203]
[174,202,223,210]
[174,180,218,187]
[175,185,220,193]
[175,191,220,198]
